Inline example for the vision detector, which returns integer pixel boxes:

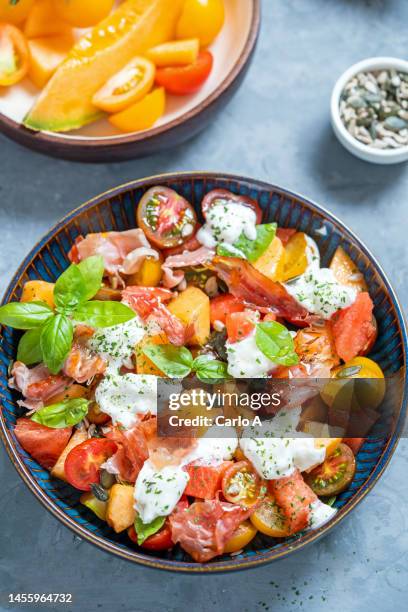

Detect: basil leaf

[77,256,104,302]
[216,223,277,263]
[54,264,87,312]
[40,314,73,374]
[143,344,193,378]
[73,301,135,328]
[31,398,89,429]
[193,355,230,382]
[255,321,299,366]
[0,301,54,330]
[134,515,166,546]
[17,328,43,365]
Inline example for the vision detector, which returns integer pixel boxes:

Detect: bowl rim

[331,56,408,161]
[1,171,407,573]
[0,0,260,151]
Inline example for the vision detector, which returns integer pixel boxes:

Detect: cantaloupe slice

[24,0,72,38]
[28,34,75,89]
[24,0,184,132]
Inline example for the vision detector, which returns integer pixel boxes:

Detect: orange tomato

[0,0,35,25]
[155,50,213,95]
[0,23,30,86]
[109,87,166,133]
[53,0,115,28]
[176,0,225,47]
[223,521,257,554]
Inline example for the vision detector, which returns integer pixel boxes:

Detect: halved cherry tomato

[93,56,156,113]
[332,356,385,410]
[87,401,111,426]
[210,294,245,327]
[304,442,356,497]
[0,24,30,86]
[202,189,262,224]
[162,228,202,257]
[223,520,257,553]
[250,495,290,538]
[64,438,117,491]
[137,186,197,249]
[155,50,213,95]
[225,311,256,343]
[222,461,263,508]
[128,521,173,551]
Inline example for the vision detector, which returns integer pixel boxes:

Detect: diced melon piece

[28,34,74,89]
[168,286,210,346]
[281,232,309,281]
[51,429,88,481]
[24,0,72,38]
[136,332,169,376]
[330,246,368,292]
[20,280,55,309]
[253,236,285,281]
[106,484,136,533]
[146,38,199,66]
[24,0,184,132]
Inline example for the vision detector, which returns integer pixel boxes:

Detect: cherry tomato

[137,186,197,249]
[176,0,225,47]
[162,229,202,257]
[202,189,262,224]
[332,356,385,410]
[0,0,35,25]
[223,520,257,554]
[128,521,173,551]
[87,401,111,426]
[93,57,156,113]
[64,438,117,491]
[0,24,30,87]
[225,311,256,343]
[155,50,213,95]
[250,495,290,538]
[53,0,114,28]
[210,294,245,327]
[222,461,263,508]
[304,443,356,497]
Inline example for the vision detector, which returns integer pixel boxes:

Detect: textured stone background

[0,1,407,610]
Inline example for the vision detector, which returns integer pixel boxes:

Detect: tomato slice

[304,443,356,496]
[64,438,117,491]
[137,186,197,249]
[14,418,72,470]
[93,56,156,113]
[155,50,213,95]
[210,294,245,327]
[250,495,291,538]
[222,461,263,508]
[128,521,173,551]
[0,24,29,86]
[202,189,262,224]
[225,311,256,343]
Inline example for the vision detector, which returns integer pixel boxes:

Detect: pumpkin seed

[90,483,109,502]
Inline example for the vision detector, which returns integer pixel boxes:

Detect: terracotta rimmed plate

[0,0,260,162]
[0,172,407,572]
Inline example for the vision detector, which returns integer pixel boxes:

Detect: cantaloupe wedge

[24,0,184,132]
[24,0,72,38]
[28,34,75,89]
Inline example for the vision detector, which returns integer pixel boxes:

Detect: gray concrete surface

[1,1,408,610]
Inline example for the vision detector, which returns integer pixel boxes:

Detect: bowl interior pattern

[0,174,406,572]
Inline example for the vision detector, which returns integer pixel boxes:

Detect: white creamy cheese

[226,330,277,378]
[284,268,358,319]
[308,499,337,529]
[134,461,189,524]
[305,235,320,271]
[189,426,238,465]
[89,316,149,371]
[197,202,257,250]
[95,372,157,429]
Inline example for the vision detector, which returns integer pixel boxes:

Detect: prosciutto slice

[162,246,215,289]
[9,362,70,410]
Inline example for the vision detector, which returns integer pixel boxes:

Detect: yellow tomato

[0,23,30,86]
[109,87,166,133]
[253,236,286,281]
[223,521,257,554]
[332,356,386,410]
[93,56,156,114]
[250,496,290,538]
[176,0,225,47]
[0,0,35,25]
[53,0,115,28]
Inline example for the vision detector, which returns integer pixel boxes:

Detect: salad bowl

[0,172,406,572]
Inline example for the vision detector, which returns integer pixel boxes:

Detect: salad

[0,186,384,562]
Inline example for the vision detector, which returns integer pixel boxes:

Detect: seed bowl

[331,57,408,164]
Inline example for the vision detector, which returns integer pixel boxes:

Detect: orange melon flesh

[24,0,72,38]
[28,34,75,89]
[24,0,184,132]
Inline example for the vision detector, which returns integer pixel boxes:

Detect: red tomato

[225,312,256,343]
[162,229,202,257]
[128,522,173,550]
[202,189,262,224]
[184,461,232,499]
[331,292,376,362]
[222,461,263,508]
[343,437,365,455]
[276,228,296,246]
[155,50,213,95]
[269,470,316,535]
[64,438,117,491]
[210,294,245,327]
[14,418,72,470]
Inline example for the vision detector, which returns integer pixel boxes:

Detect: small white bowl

[331,57,408,164]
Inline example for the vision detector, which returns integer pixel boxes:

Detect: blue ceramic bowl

[1,173,407,572]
